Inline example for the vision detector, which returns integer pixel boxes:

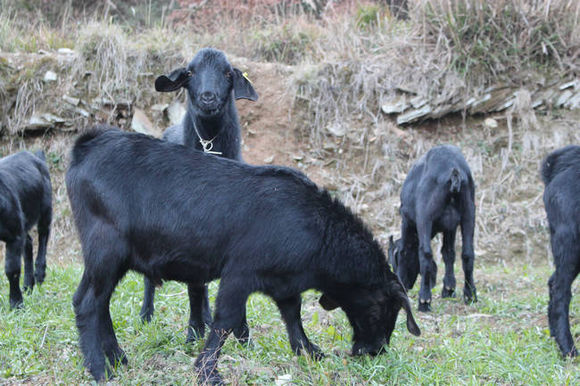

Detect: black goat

[542,145,580,357]
[388,145,476,312]
[0,150,52,308]
[66,127,420,384]
[155,47,258,159]
[140,48,258,337]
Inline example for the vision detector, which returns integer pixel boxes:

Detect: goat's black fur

[0,150,52,309]
[388,145,476,312]
[66,126,420,383]
[542,145,580,357]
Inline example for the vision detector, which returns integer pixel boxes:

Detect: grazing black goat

[66,127,420,384]
[0,150,52,308]
[542,145,580,357]
[388,145,476,312]
[140,47,258,339]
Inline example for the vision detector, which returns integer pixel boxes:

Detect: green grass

[0,260,578,384]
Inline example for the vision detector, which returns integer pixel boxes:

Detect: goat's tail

[449,168,461,193]
[34,150,46,162]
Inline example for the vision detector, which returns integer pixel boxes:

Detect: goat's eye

[225,71,232,79]
[187,70,193,77]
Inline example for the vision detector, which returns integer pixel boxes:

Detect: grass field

[0,257,578,384]
[0,0,579,384]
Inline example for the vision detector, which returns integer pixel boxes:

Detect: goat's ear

[319,294,339,311]
[393,283,421,336]
[232,68,259,101]
[155,68,191,92]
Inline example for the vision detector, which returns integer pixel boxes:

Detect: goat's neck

[183,100,242,160]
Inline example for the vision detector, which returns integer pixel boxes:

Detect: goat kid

[0,150,52,309]
[388,145,476,311]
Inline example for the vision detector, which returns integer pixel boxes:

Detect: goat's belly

[435,207,461,231]
[159,261,210,283]
[134,258,212,285]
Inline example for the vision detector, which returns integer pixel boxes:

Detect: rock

[327,123,346,136]
[131,108,159,137]
[564,91,580,109]
[484,118,498,129]
[410,95,428,109]
[381,95,409,114]
[167,101,186,126]
[75,107,91,118]
[41,113,65,124]
[151,103,168,112]
[62,95,80,106]
[25,115,54,131]
[57,48,75,55]
[43,70,57,82]
[397,104,432,125]
[555,90,573,107]
[263,155,275,164]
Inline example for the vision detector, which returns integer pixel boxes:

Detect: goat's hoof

[233,325,250,345]
[306,344,325,360]
[9,298,24,310]
[139,310,153,324]
[418,299,431,312]
[564,346,578,358]
[197,368,224,386]
[23,284,34,294]
[463,288,478,304]
[441,286,456,298]
[34,270,45,285]
[186,327,205,343]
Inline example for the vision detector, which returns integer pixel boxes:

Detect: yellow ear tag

[242,72,253,84]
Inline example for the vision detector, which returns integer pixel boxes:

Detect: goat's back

[401,145,473,208]
[542,146,580,234]
[67,127,385,286]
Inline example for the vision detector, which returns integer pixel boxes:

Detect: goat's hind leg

[139,277,156,323]
[23,234,35,292]
[441,230,457,298]
[548,233,580,357]
[187,283,209,343]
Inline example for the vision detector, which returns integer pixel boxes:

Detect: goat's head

[387,235,403,272]
[155,48,258,118]
[319,265,420,356]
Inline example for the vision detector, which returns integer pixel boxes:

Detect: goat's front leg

[417,222,436,312]
[5,237,25,309]
[34,212,51,285]
[276,294,323,358]
[194,279,250,385]
[441,230,457,298]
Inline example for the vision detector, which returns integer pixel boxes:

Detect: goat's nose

[200,92,216,104]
